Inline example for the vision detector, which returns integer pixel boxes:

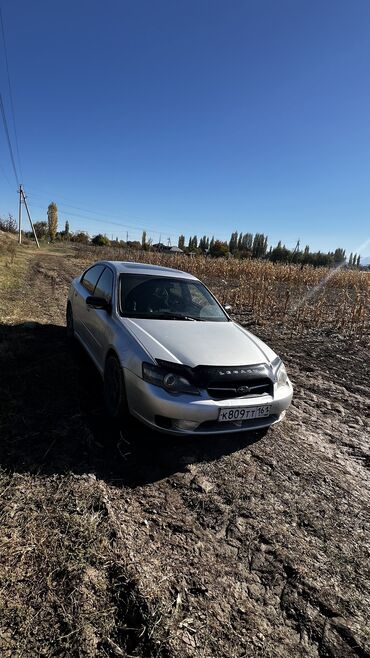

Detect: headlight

[275,361,288,387]
[142,363,200,395]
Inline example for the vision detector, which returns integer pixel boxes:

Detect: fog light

[172,419,199,431]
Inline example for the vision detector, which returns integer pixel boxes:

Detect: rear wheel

[104,354,129,420]
[66,303,74,340]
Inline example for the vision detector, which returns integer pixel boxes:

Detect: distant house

[153,243,184,254]
[152,242,167,252]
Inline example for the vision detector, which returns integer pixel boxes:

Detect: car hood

[121,318,277,367]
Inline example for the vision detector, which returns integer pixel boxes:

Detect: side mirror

[224,304,232,313]
[86,296,111,312]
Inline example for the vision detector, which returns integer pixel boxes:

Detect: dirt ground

[0,245,369,658]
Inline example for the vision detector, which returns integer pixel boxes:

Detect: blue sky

[0,0,369,254]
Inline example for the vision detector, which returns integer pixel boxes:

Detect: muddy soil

[0,249,369,658]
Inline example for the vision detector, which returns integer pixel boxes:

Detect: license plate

[218,404,271,422]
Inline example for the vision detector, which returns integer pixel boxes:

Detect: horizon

[0,1,369,257]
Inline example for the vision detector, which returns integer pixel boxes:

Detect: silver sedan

[67,261,293,435]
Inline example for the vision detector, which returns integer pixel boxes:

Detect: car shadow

[0,322,267,487]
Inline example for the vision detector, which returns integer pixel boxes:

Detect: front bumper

[125,369,293,436]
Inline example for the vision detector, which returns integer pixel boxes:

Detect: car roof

[97,261,198,280]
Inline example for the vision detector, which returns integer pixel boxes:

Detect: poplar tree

[178,234,185,250]
[229,231,238,254]
[47,202,58,241]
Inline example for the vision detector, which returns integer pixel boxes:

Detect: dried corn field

[75,245,370,338]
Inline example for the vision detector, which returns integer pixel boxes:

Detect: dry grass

[0,233,22,283]
[0,470,168,658]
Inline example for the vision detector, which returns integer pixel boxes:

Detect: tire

[104,354,129,420]
[66,303,75,341]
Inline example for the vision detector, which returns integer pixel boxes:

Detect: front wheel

[104,354,129,420]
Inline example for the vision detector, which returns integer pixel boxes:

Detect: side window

[95,267,114,302]
[81,265,105,294]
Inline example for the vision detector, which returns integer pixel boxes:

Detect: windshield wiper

[123,311,205,321]
[154,312,204,321]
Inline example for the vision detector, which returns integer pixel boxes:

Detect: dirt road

[0,248,369,658]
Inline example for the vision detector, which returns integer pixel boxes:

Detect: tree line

[180,232,358,268]
[2,202,364,268]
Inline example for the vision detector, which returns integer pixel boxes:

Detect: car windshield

[120,274,228,322]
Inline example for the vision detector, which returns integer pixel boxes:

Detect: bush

[0,215,17,234]
[209,240,228,258]
[92,234,110,247]
[70,232,90,244]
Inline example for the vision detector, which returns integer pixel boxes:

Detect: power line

[0,160,13,189]
[27,198,180,239]
[0,8,23,181]
[0,92,19,185]
[26,186,181,232]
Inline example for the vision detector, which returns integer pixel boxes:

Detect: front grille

[207,377,273,400]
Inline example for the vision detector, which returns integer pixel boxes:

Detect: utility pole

[18,184,22,244]
[20,187,40,248]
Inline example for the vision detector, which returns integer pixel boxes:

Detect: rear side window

[95,267,114,302]
[81,265,105,293]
